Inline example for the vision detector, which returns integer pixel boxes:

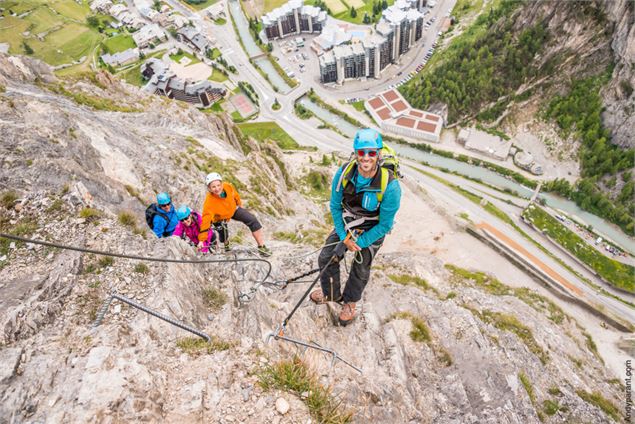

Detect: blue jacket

[153,205,178,238]
[330,165,401,248]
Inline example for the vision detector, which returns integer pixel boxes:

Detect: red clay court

[230,93,257,118]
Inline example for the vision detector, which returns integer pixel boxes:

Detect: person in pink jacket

[172,205,216,253]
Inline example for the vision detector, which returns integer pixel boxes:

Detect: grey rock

[0,347,23,383]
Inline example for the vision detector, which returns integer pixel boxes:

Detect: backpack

[145,203,169,233]
[379,144,402,179]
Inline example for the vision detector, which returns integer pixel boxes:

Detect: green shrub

[203,287,227,311]
[98,256,114,268]
[79,207,103,223]
[134,263,149,274]
[176,336,233,356]
[1,191,18,209]
[258,357,353,423]
[118,211,136,227]
[576,390,620,421]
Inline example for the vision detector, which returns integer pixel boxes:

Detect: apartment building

[262,0,327,40]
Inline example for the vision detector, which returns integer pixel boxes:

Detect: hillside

[0,54,629,423]
[401,0,634,235]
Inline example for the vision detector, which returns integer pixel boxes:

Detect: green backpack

[380,144,402,179]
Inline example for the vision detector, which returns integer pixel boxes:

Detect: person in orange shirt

[198,172,272,257]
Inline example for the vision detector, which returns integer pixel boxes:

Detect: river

[297,95,635,253]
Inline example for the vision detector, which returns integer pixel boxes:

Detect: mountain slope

[0,55,627,423]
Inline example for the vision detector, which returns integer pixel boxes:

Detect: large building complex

[262,0,327,40]
[365,89,443,142]
[262,0,427,84]
[142,58,226,108]
[319,0,425,83]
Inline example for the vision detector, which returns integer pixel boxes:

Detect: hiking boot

[338,302,357,326]
[257,245,272,257]
[310,290,342,305]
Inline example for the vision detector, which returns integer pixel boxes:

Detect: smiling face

[356,149,379,176]
[208,180,223,196]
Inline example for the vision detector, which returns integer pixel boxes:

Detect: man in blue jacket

[152,192,179,238]
[310,129,401,326]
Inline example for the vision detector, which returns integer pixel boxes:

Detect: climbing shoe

[224,242,232,252]
[338,302,357,326]
[310,290,342,305]
[257,245,272,257]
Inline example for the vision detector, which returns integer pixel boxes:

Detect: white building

[177,26,211,53]
[262,0,327,40]
[90,0,113,13]
[101,48,140,67]
[133,23,167,48]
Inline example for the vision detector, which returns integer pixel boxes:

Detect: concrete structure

[262,0,327,40]
[132,24,167,48]
[458,127,512,161]
[514,151,544,175]
[177,26,210,53]
[142,58,226,108]
[365,89,443,142]
[101,48,140,67]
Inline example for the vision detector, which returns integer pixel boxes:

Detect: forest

[401,0,634,235]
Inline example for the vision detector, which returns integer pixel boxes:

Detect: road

[158,0,634,327]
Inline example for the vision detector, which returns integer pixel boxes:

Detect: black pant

[318,230,383,303]
[213,207,262,243]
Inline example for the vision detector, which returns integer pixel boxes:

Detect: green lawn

[25,6,64,34]
[0,0,41,15]
[314,0,395,25]
[0,16,31,53]
[208,68,228,82]
[263,0,289,13]
[213,17,226,25]
[210,47,222,59]
[180,0,218,11]
[0,1,104,67]
[351,100,365,111]
[117,50,165,86]
[169,50,201,65]
[103,34,136,54]
[237,122,301,150]
[29,23,102,65]
[48,0,91,21]
[523,205,634,293]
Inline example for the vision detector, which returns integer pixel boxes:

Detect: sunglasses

[356,149,378,157]
[180,215,192,222]
[160,202,171,207]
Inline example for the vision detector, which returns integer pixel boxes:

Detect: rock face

[599,0,635,149]
[0,56,626,423]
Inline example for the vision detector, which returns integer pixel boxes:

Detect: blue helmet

[353,129,383,151]
[176,205,191,221]
[156,192,171,205]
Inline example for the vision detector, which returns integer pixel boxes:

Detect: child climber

[172,205,216,253]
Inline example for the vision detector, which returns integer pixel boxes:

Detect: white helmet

[205,172,222,185]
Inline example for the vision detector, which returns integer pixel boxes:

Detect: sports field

[347,0,366,8]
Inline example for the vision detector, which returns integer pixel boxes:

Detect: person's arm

[233,184,242,207]
[330,166,347,241]
[172,222,184,238]
[198,194,213,242]
[153,215,167,238]
[356,180,401,248]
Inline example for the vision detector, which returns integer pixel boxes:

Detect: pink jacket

[172,211,215,252]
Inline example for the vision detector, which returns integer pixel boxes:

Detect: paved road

[403,159,635,328]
